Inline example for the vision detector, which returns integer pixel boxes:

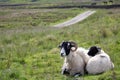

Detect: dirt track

[54,10,96,28]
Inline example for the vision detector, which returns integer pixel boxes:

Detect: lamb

[86,46,114,74]
[58,41,87,76]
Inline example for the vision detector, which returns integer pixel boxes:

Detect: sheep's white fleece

[86,50,114,74]
[62,47,87,76]
[76,47,90,64]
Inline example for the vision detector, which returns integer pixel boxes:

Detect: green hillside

[0,2,120,80]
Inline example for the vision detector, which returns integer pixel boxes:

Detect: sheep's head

[58,41,78,57]
[88,46,101,56]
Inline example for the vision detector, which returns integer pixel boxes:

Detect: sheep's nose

[61,53,64,57]
[60,48,65,57]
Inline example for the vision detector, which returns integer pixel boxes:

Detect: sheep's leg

[61,62,70,75]
[62,69,70,75]
[74,72,82,77]
[70,68,84,77]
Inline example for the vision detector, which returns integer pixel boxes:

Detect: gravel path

[54,10,96,28]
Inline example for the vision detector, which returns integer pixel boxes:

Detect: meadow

[0,2,120,80]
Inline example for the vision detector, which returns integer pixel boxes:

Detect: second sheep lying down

[86,46,114,74]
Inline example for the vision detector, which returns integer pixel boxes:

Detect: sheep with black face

[86,46,114,74]
[58,41,87,76]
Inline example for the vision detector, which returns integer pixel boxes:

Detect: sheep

[58,41,87,76]
[58,41,114,76]
[86,46,114,75]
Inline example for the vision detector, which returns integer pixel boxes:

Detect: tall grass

[0,7,120,80]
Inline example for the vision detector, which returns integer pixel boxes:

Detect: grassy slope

[0,8,84,28]
[0,6,120,80]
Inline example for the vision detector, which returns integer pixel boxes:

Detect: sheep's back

[86,54,113,74]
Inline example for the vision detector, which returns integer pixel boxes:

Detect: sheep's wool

[86,52,114,74]
[61,48,86,76]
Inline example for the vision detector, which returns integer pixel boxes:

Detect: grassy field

[0,8,85,28]
[0,3,120,80]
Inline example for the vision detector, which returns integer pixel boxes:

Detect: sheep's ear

[70,41,78,52]
[58,44,61,48]
[58,42,61,48]
[58,41,64,48]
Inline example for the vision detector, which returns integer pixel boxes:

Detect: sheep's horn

[70,41,78,51]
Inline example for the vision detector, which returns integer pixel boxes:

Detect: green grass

[0,8,84,28]
[0,4,120,80]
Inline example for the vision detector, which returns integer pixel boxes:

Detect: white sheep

[86,46,114,74]
[59,41,87,76]
[58,41,114,76]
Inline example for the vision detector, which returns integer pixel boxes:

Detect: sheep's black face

[59,41,72,57]
[88,46,101,56]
